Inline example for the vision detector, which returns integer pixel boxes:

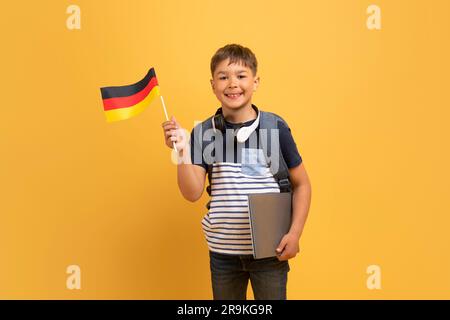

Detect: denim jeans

[209,251,290,300]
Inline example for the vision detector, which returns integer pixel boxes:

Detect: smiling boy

[162,44,312,300]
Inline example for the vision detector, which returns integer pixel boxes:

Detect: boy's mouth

[224,92,243,99]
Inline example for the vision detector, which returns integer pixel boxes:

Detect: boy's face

[210,58,259,112]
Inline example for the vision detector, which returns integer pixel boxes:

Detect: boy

[162,44,311,300]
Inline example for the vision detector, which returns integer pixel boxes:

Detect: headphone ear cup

[214,114,226,132]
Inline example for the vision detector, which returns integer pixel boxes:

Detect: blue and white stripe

[201,162,280,255]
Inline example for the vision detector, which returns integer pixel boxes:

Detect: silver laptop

[247,192,292,259]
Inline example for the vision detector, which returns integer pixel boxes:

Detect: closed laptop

[247,192,292,259]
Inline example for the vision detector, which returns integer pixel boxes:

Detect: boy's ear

[210,79,215,91]
[253,76,260,91]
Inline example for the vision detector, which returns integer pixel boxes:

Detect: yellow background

[1,0,449,299]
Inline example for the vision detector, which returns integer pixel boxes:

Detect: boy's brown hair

[210,44,258,77]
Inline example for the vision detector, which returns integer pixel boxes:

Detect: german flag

[101,68,160,122]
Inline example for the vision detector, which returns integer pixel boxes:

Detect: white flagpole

[160,95,178,153]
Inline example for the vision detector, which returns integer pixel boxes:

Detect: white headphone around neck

[211,105,260,143]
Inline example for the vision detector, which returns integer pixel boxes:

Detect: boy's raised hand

[161,116,188,152]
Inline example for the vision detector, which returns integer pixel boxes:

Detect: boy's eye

[218,75,246,80]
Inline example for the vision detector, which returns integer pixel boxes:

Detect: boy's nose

[228,80,238,88]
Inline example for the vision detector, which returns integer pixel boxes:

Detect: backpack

[204,110,292,209]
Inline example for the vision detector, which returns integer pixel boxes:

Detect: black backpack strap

[205,163,213,209]
[259,111,292,193]
[191,116,215,210]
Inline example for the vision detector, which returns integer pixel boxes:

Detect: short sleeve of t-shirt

[277,120,303,168]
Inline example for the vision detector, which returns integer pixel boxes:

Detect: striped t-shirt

[190,110,302,255]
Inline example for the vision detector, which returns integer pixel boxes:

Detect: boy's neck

[222,103,257,124]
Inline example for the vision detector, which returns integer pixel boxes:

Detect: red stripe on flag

[102,77,158,111]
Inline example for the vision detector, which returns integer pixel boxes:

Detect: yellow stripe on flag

[104,86,160,122]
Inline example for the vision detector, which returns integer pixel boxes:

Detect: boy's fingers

[162,121,178,129]
[162,121,178,128]
[276,244,289,259]
[162,125,176,133]
[276,237,288,253]
[162,125,178,133]
[162,122,176,129]
[278,252,289,261]
[165,130,177,140]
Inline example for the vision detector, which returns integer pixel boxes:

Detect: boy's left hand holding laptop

[276,232,300,261]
